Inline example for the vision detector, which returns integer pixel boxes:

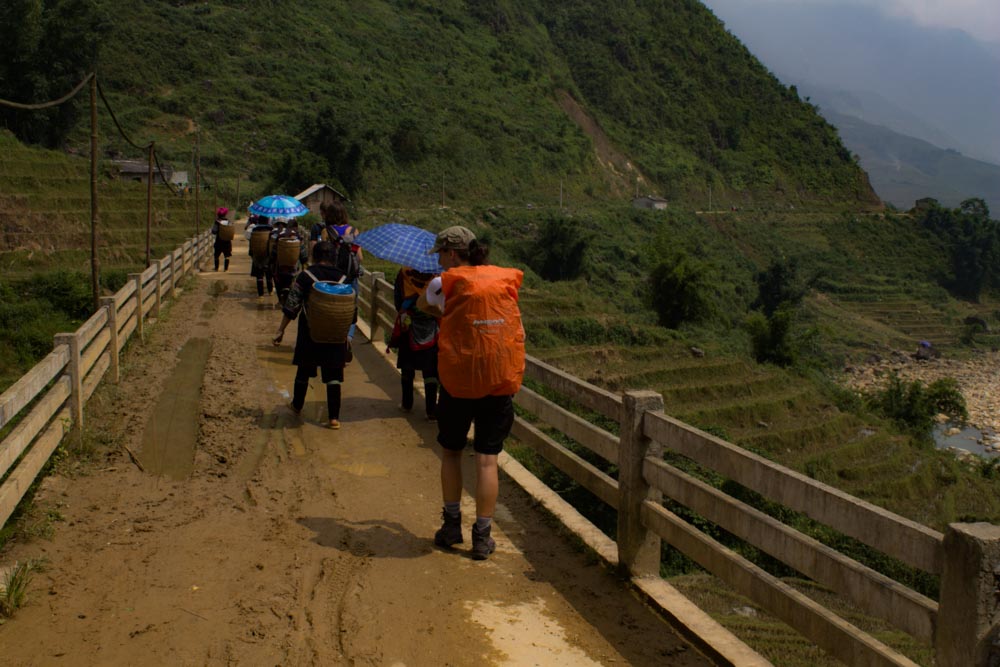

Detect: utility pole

[146,142,153,267]
[195,128,201,235]
[89,74,100,312]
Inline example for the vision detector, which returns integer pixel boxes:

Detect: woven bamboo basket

[307,282,355,344]
[250,230,271,258]
[276,238,301,268]
[217,221,235,241]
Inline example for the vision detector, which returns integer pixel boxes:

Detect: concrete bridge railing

[0,231,211,532]
[359,269,1000,667]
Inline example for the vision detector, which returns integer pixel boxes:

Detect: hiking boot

[434,512,463,548]
[471,523,496,560]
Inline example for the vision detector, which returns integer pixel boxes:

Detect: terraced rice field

[0,141,216,278]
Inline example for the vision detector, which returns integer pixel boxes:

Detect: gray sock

[475,516,492,531]
[444,502,460,518]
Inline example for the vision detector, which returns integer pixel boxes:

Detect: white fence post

[370,271,385,343]
[618,390,665,576]
[936,523,1000,666]
[53,332,82,431]
[129,273,144,340]
[154,259,163,318]
[100,297,119,383]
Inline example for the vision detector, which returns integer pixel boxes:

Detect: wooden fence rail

[356,270,999,667]
[0,231,211,532]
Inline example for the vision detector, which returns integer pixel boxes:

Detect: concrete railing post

[100,297,119,383]
[370,271,385,342]
[936,522,1000,666]
[53,332,83,431]
[154,259,163,318]
[129,273,144,340]
[618,390,665,576]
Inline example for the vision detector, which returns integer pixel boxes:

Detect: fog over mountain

[701,1,1000,165]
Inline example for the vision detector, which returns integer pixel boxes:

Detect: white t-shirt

[425,276,445,309]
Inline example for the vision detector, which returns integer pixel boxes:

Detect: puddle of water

[199,300,218,319]
[934,423,999,459]
[140,338,212,479]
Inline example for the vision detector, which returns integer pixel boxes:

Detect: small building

[110,159,173,185]
[632,195,669,210]
[295,184,347,216]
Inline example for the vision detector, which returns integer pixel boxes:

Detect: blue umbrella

[248,194,310,218]
[354,223,443,274]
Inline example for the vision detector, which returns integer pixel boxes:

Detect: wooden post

[169,250,179,298]
[54,333,83,431]
[936,523,1000,666]
[370,271,385,342]
[154,259,163,318]
[618,390,665,576]
[129,273,144,340]
[89,75,100,312]
[100,297,119,383]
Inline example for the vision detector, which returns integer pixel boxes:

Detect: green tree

[0,0,106,146]
[521,216,589,281]
[649,251,713,328]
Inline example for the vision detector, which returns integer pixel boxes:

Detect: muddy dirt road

[0,239,711,666]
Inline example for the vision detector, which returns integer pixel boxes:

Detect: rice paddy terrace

[0,133,215,279]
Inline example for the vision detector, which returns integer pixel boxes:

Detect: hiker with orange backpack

[417,226,525,560]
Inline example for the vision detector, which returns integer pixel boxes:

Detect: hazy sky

[705,0,1000,44]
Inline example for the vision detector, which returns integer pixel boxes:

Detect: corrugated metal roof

[295,183,347,201]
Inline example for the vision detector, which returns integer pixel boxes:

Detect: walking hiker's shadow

[298,516,432,559]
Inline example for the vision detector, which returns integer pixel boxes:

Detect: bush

[746,305,798,366]
[649,251,714,328]
[867,373,968,437]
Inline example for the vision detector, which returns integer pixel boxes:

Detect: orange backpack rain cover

[438,265,526,398]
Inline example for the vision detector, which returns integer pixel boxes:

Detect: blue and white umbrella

[248,194,310,218]
[354,223,443,274]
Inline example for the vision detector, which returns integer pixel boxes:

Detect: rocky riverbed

[844,348,1000,452]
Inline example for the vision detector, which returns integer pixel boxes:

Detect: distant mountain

[824,110,1000,214]
[797,84,965,157]
[702,1,1000,165]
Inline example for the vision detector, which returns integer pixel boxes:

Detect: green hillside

[3,0,875,207]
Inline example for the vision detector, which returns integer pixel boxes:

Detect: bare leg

[441,448,463,504]
[475,453,499,518]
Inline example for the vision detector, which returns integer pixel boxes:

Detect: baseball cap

[428,225,476,254]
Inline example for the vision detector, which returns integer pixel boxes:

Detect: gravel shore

[844,349,1000,435]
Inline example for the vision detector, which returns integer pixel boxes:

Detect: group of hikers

[210,204,526,560]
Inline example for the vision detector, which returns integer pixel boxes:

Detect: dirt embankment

[0,241,710,666]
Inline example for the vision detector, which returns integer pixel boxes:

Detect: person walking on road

[417,226,525,560]
[272,241,356,430]
[246,214,274,297]
[211,207,234,271]
[391,267,439,420]
[272,219,305,306]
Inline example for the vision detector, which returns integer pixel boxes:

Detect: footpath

[0,236,713,666]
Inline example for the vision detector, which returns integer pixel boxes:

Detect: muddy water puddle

[140,338,212,479]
